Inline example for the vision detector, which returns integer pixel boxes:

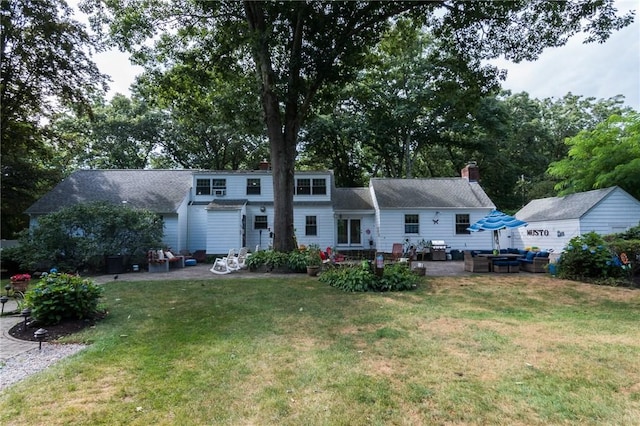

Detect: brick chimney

[258,160,271,170]
[461,162,479,182]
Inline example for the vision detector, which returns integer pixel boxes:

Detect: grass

[1,274,639,425]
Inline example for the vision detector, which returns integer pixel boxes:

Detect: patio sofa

[515,250,550,273]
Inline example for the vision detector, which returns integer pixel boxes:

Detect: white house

[25,163,497,256]
[512,186,640,253]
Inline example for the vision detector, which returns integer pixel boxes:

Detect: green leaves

[548,111,640,200]
[12,201,164,273]
[1,0,108,237]
[25,273,103,325]
[319,262,419,292]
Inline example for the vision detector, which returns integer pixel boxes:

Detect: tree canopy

[84,0,632,251]
[548,111,640,200]
[1,0,107,238]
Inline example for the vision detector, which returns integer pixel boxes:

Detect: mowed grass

[1,274,639,425]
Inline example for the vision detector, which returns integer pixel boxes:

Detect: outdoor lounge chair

[236,247,250,269]
[210,249,239,275]
[463,250,489,273]
[391,243,404,261]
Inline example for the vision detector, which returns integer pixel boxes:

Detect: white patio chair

[210,249,239,275]
[236,247,250,269]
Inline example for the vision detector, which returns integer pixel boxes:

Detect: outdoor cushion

[185,258,197,266]
[537,251,549,258]
[526,251,536,261]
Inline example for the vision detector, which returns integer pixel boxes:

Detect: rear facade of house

[25,164,497,257]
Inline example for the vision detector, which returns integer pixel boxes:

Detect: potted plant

[10,273,31,293]
[306,246,322,276]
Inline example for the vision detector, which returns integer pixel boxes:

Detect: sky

[81,1,639,110]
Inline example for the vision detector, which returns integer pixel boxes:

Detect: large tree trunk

[245,1,298,252]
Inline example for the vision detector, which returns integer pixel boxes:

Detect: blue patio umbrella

[467,210,528,252]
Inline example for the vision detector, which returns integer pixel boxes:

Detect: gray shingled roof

[333,188,374,211]
[25,170,194,215]
[515,186,619,222]
[370,178,495,209]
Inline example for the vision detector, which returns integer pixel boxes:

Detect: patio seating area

[464,249,551,273]
[147,249,186,272]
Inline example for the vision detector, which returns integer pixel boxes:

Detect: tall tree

[86,0,633,251]
[1,0,107,237]
[547,111,640,200]
[132,62,267,170]
[48,94,165,170]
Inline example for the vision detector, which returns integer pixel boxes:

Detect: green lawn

[1,274,639,425]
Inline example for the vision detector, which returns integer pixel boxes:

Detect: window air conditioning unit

[214,189,226,196]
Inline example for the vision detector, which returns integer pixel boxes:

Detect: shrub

[246,248,324,273]
[8,201,164,273]
[556,232,623,282]
[377,263,419,291]
[245,250,289,271]
[286,249,309,273]
[319,261,418,292]
[24,273,103,325]
[605,225,640,286]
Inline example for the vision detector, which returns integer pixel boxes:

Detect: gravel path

[0,343,87,392]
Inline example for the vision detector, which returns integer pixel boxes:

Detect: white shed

[512,186,640,253]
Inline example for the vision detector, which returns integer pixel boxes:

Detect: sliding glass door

[337,218,361,246]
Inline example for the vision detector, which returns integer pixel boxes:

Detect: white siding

[512,218,580,253]
[294,206,335,249]
[376,209,494,253]
[513,188,640,253]
[191,172,332,205]
[162,214,180,251]
[174,196,190,252]
[360,215,377,249]
[206,209,244,255]
[580,189,640,235]
[245,206,274,251]
[187,205,208,252]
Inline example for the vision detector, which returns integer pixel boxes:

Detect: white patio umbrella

[467,210,528,252]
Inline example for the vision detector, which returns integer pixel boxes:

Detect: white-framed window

[305,216,317,236]
[254,215,268,229]
[296,178,327,195]
[456,214,471,234]
[296,178,311,195]
[196,179,210,195]
[212,179,226,196]
[404,214,419,234]
[312,178,326,195]
[247,178,261,195]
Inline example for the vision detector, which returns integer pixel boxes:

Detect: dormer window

[196,179,211,195]
[212,179,226,196]
[296,178,326,195]
[296,179,311,195]
[312,179,326,195]
[247,178,261,195]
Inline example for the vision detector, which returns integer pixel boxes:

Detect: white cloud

[490,1,639,109]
